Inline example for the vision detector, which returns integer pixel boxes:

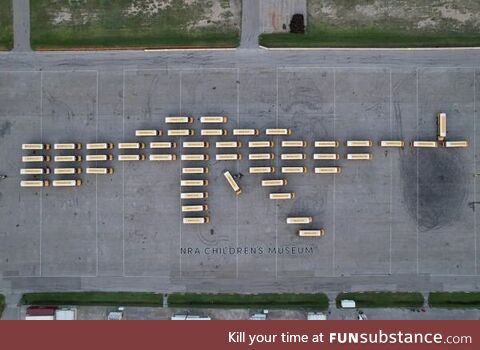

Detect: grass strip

[429,292,480,308]
[168,293,329,310]
[0,0,13,50]
[259,28,480,48]
[20,292,163,306]
[336,292,424,308]
[0,294,5,318]
[31,29,240,50]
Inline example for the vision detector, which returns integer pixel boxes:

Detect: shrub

[289,14,305,34]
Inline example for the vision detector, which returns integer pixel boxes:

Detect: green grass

[336,292,424,308]
[429,292,480,308]
[261,0,480,48]
[30,0,240,49]
[32,29,240,50]
[0,294,5,318]
[260,28,480,48]
[168,293,329,310]
[0,0,13,50]
[20,292,163,306]
[32,28,240,50]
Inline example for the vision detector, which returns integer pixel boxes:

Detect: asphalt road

[1,47,480,317]
[1,48,480,70]
[2,0,479,321]
[240,0,260,48]
[12,0,31,52]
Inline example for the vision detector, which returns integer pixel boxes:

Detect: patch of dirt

[189,0,241,29]
[51,7,97,26]
[309,0,480,32]
[52,9,72,25]
[48,0,241,30]
[438,5,473,23]
[126,0,169,16]
[417,18,437,29]
[124,0,240,28]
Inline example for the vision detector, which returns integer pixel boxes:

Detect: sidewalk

[12,0,31,51]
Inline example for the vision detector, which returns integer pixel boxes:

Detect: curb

[258,46,480,51]
[144,48,237,52]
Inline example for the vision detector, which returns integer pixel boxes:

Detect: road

[1,47,480,70]
[1,47,480,318]
[240,0,260,48]
[2,1,480,319]
[0,0,479,323]
[12,0,31,52]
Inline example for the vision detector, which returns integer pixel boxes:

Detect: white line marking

[123,67,237,73]
[430,274,479,277]
[95,70,99,277]
[389,68,393,275]
[236,67,240,279]
[122,69,126,277]
[5,274,171,278]
[332,68,336,277]
[26,274,98,278]
[179,70,183,278]
[275,66,279,280]
[276,66,279,129]
[474,68,477,276]
[263,47,480,51]
[144,48,237,52]
[416,68,420,275]
[32,69,99,74]
[38,69,99,73]
[39,71,43,277]
[0,70,39,73]
[415,66,473,70]
[278,66,389,71]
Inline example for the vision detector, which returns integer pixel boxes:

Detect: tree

[289,14,305,34]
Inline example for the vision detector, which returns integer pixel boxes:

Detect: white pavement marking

[389,68,393,275]
[39,71,43,277]
[123,67,237,73]
[38,69,98,74]
[95,70,99,277]
[144,48,237,52]
[416,68,420,275]
[332,68,336,277]
[122,69,126,277]
[411,66,475,70]
[34,274,97,278]
[179,70,183,278]
[0,70,39,73]
[430,274,479,277]
[236,67,240,279]
[6,274,171,278]
[262,47,480,51]
[474,68,477,276]
[279,66,389,70]
[275,66,279,280]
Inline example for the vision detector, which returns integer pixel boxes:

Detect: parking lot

[0,64,478,292]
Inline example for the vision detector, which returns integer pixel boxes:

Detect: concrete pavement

[240,0,260,48]
[12,0,31,52]
[9,303,480,320]
[1,48,480,312]
[1,0,480,321]
[259,0,307,33]
[2,47,480,70]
